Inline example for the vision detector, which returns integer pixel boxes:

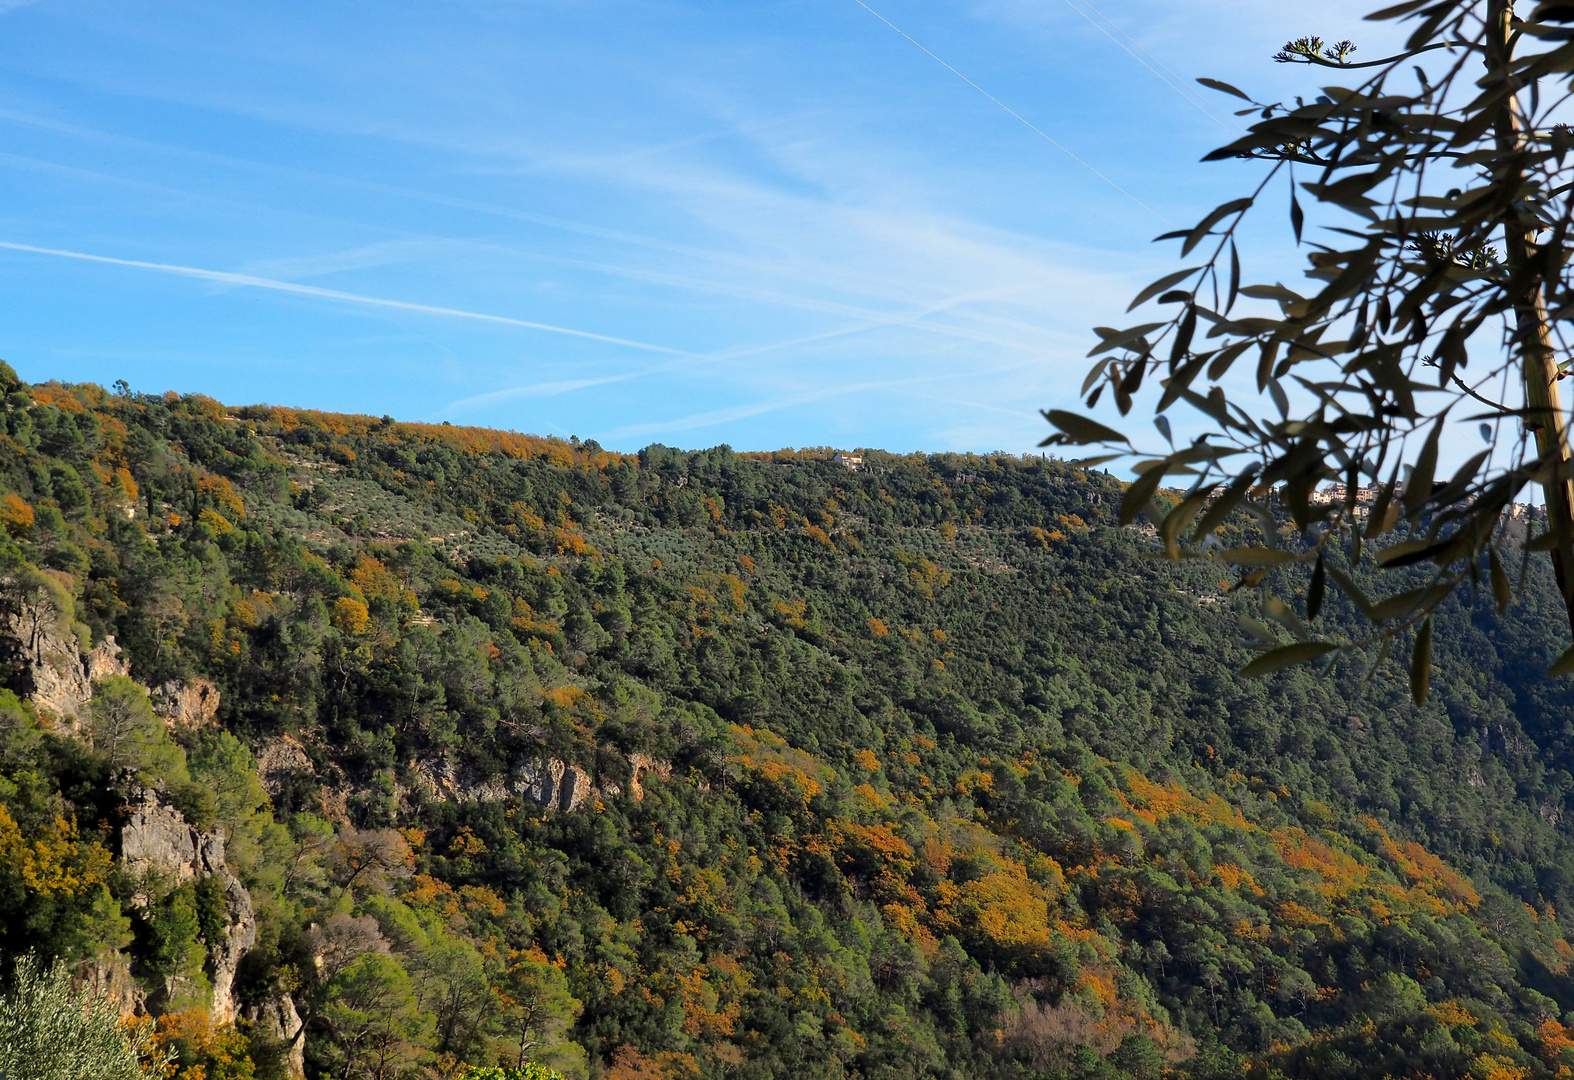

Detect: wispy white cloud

[606,380,892,439]
[440,281,1056,421]
[0,103,1143,359]
[0,0,1261,452]
[442,377,626,414]
[0,126,1126,387]
[0,240,691,355]
[0,107,1138,371]
[238,241,435,282]
[605,348,1065,442]
[846,0,1170,223]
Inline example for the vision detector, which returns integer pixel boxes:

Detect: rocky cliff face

[517,757,594,811]
[2,581,264,1028]
[626,752,672,801]
[412,755,590,808]
[76,953,143,1019]
[255,734,314,795]
[32,634,129,725]
[246,993,306,1079]
[413,752,670,811]
[0,572,127,725]
[151,677,220,729]
[120,786,257,1024]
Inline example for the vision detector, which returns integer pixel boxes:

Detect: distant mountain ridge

[3,370,1574,1078]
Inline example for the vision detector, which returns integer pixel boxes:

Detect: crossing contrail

[0,239,691,356]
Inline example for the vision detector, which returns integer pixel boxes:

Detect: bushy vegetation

[0,952,168,1080]
[5,369,1574,1077]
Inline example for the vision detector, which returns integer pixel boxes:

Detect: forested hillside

[7,367,1574,1079]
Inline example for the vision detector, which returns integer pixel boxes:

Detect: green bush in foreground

[460,1065,566,1080]
[0,953,169,1080]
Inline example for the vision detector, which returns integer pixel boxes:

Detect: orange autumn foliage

[331,596,371,635]
[196,473,245,519]
[1540,1018,1574,1060]
[0,804,111,896]
[1270,828,1370,899]
[27,382,91,412]
[0,493,34,537]
[1365,817,1480,909]
[731,725,835,806]
[153,1008,254,1080]
[1116,767,1251,830]
[349,554,416,609]
[605,1045,700,1080]
[1213,863,1264,895]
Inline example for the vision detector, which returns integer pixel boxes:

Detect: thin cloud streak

[543,254,1066,354]
[0,113,1144,365]
[444,282,1061,421]
[607,384,883,439]
[442,377,627,413]
[606,352,1061,441]
[0,240,692,356]
[238,241,436,282]
[0,134,1116,363]
[847,0,1169,223]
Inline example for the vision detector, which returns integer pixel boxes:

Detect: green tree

[1043,0,1574,692]
[314,952,431,1080]
[0,562,74,663]
[494,954,581,1073]
[144,881,209,1008]
[360,894,494,1063]
[86,676,186,785]
[0,687,39,768]
[407,929,491,1062]
[0,952,169,1080]
[188,730,289,891]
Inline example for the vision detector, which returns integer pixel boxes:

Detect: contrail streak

[848,0,1169,224]
[0,240,690,356]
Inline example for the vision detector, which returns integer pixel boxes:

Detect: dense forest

[6,366,1574,1079]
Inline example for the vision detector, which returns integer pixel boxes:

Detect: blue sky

[0,0,1388,453]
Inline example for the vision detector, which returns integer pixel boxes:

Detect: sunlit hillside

[5,370,1574,1079]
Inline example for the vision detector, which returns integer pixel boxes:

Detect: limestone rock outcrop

[517,757,593,812]
[1,571,127,724]
[246,994,306,1079]
[76,953,143,1019]
[412,756,591,810]
[412,753,667,812]
[86,635,130,682]
[120,786,257,1024]
[413,757,508,803]
[151,677,220,729]
[627,752,672,801]
[255,734,314,796]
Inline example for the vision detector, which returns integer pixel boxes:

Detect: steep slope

[3,370,1574,1079]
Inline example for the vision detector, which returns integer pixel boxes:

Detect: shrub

[460,1066,567,1080]
[0,952,170,1080]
